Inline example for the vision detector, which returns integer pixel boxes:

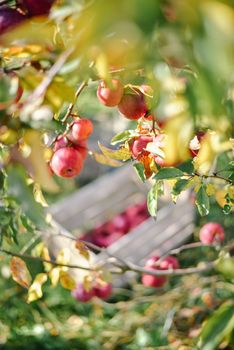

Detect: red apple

[71,119,93,142]
[0,9,25,34]
[73,140,88,160]
[118,93,147,120]
[142,255,179,288]
[130,136,153,159]
[50,147,83,178]
[199,222,225,245]
[72,283,94,302]
[97,79,124,107]
[53,135,69,152]
[22,0,54,16]
[92,225,123,247]
[93,282,112,299]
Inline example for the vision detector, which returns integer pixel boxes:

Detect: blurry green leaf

[177,159,194,174]
[215,257,234,279]
[147,182,160,217]
[195,185,210,216]
[6,165,46,229]
[172,179,189,197]
[198,302,234,350]
[154,167,184,180]
[111,131,134,145]
[133,163,146,182]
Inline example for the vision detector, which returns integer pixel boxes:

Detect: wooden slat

[96,200,194,264]
[50,166,152,230]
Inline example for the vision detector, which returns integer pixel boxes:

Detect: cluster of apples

[81,201,149,248]
[72,281,112,303]
[0,0,54,34]
[49,118,93,178]
[97,79,153,120]
[142,255,179,288]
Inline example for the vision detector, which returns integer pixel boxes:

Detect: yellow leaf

[59,271,76,290]
[91,151,123,167]
[41,246,53,272]
[206,183,216,196]
[164,114,192,166]
[27,273,47,303]
[95,53,111,82]
[98,142,131,161]
[10,257,32,289]
[33,183,48,207]
[75,241,90,261]
[23,130,59,193]
[56,248,70,271]
[83,275,92,292]
[194,132,233,175]
[49,267,61,287]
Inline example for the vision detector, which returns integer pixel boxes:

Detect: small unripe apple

[22,0,54,16]
[50,147,83,178]
[72,283,94,302]
[71,119,93,142]
[0,9,25,34]
[97,79,124,107]
[93,282,112,299]
[118,93,147,120]
[53,135,69,152]
[199,222,225,244]
[131,136,153,158]
[73,140,88,160]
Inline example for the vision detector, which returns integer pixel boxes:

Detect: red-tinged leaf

[10,257,32,288]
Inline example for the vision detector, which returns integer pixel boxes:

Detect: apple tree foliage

[0,0,233,348]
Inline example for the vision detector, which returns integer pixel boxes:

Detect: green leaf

[198,302,234,350]
[133,163,146,182]
[172,179,190,196]
[154,167,184,180]
[215,257,234,279]
[147,182,160,217]
[111,130,136,145]
[195,185,210,216]
[177,159,194,174]
[6,165,46,229]
[0,170,6,191]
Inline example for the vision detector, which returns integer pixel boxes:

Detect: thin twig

[0,247,214,277]
[25,47,74,103]
[62,80,88,122]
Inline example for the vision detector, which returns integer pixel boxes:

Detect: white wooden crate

[48,166,194,284]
